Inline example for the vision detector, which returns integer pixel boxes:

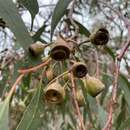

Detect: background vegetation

[0,0,130,130]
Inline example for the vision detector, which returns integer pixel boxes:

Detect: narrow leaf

[98,105,107,128]
[32,24,46,42]
[65,18,91,37]
[16,82,43,130]
[74,20,91,37]
[119,74,130,111]
[51,0,72,40]
[104,46,115,61]
[119,117,130,130]
[19,0,39,30]
[0,97,10,130]
[0,0,33,50]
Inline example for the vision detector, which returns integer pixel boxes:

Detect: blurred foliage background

[0,0,130,130]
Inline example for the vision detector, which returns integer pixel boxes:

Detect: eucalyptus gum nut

[44,81,66,104]
[49,37,74,61]
[90,28,109,45]
[29,41,46,56]
[85,76,105,97]
[71,62,87,78]
[76,89,85,107]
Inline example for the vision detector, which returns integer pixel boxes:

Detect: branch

[117,40,130,61]
[70,73,86,130]
[8,74,24,97]
[68,0,79,37]
[102,59,120,130]
[18,57,51,74]
[48,70,70,85]
[94,50,100,78]
[99,0,130,61]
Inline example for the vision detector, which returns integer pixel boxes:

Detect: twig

[18,57,51,74]
[70,73,86,130]
[68,0,79,37]
[67,38,90,46]
[8,74,24,97]
[7,58,51,98]
[95,51,100,78]
[48,70,70,85]
[78,39,90,46]
[117,40,130,61]
[102,59,120,130]
[97,1,130,129]
[99,0,130,61]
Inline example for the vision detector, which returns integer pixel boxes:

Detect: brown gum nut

[44,81,65,104]
[50,38,74,61]
[71,62,87,78]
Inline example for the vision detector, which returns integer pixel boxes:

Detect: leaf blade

[51,0,72,40]
[0,0,33,50]
[16,82,43,130]
[0,97,10,130]
[19,0,39,30]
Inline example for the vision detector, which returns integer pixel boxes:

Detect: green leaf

[119,117,130,130]
[51,0,72,40]
[119,74,130,111]
[0,0,33,50]
[116,97,126,130]
[74,20,91,37]
[100,73,112,105]
[98,105,107,128]
[19,0,39,30]
[32,24,47,42]
[0,97,10,130]
[16,81,43,130]
[104,46,115,61]
[65,19,91,37]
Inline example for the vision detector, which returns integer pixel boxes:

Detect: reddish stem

[18,58,51,74]
[8,74,24,97]
[102,59,120,130]
[70,73,86,130]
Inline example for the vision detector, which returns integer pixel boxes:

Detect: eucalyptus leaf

[51,0,72,40]
[119,74,130,111]
[104,46,115,61]
[32,24,47,42]
[75,20,91,37]
[16,81,43,130]
[0,0,33,50]
[65,18,91,37]
[0,97,10,130]
[119,117,130,130]
[116,97,126,130]
[98,105,107,128]
[19,0,39,30]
